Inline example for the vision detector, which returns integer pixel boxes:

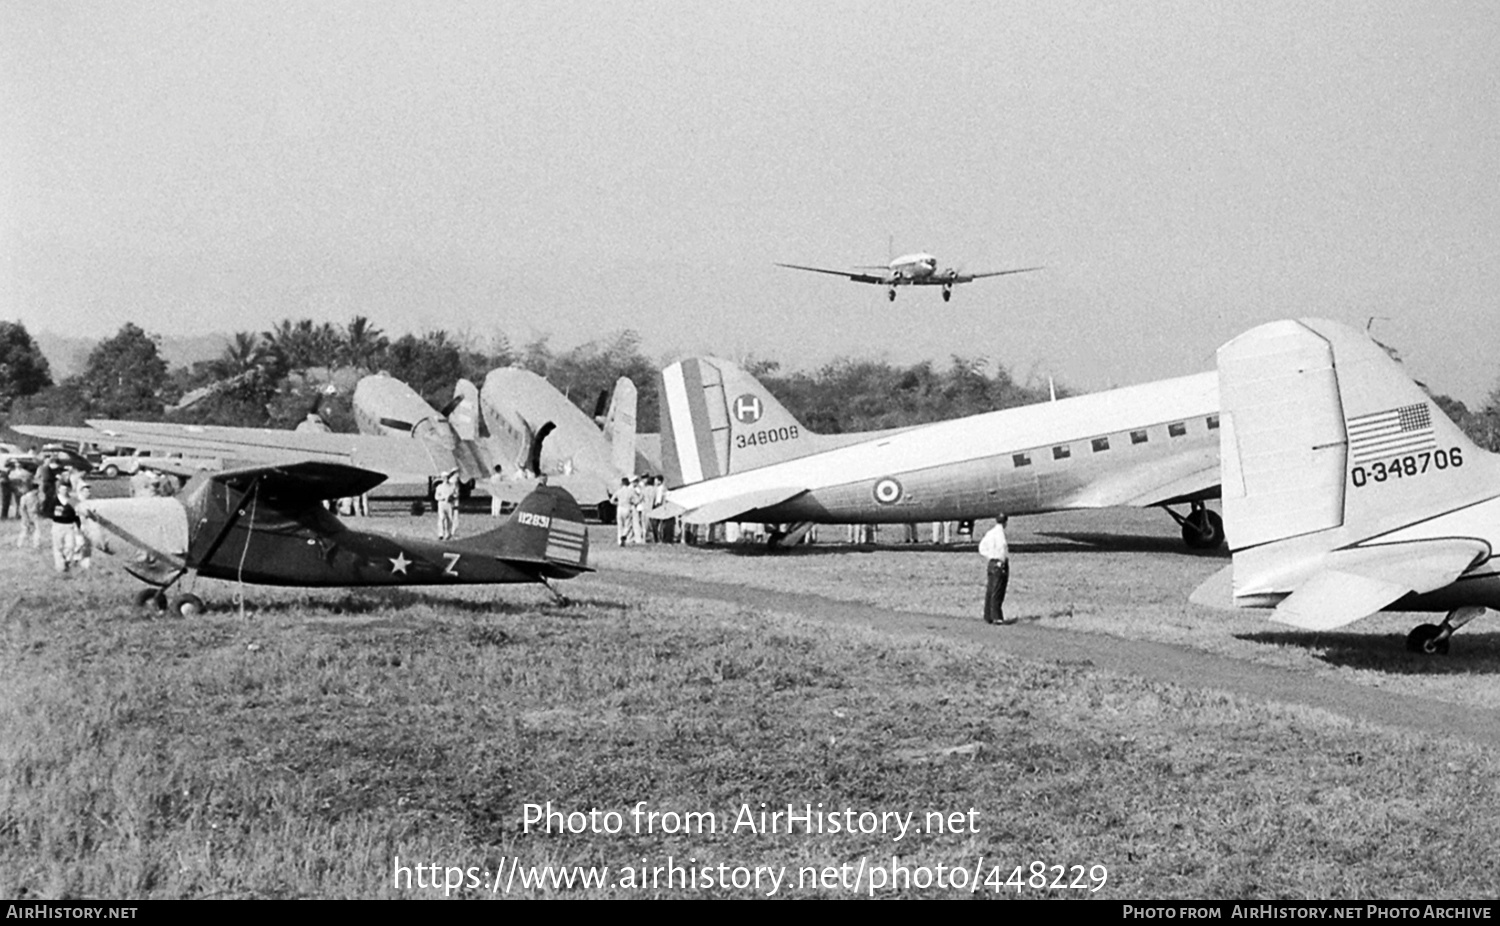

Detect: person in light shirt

[978,514,1012,625]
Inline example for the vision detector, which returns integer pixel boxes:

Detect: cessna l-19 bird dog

[776,252,1041,301]
[1191,318,1500,654]
[658,356,1225,548]
[85,459,591,616]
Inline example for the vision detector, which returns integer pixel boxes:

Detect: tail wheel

[1405,623,1449,655]
[134,588,167,612]
[171,594,205,618]
[1182,508,1225,550]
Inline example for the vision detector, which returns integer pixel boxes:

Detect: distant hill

[33,331,229,379]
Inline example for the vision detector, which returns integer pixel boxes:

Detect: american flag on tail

[545,518,588,565]
[1347,403,1435,464]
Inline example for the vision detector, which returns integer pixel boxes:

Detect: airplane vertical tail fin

[451,379,481,441]
[602,376,638,478]
[1203,318,1498,617]
[471,483,591,574]
[658,357,820,487]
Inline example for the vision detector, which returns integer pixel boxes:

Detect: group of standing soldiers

[612,475,671,545]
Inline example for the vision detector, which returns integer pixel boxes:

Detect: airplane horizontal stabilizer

[1188,564,1236,611]
[1269,539,1490,630]
[674,486,808,525]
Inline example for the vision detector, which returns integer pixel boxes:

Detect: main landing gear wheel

[1404,606,1484,656]
[1405,624,1449,655]
[134,588,167,612]
[1181,508,1225,550]
[887,289,897,302]
[942,288,952,302]
[171,594,205,618]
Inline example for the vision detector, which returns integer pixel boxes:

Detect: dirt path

[580,569,1500,750]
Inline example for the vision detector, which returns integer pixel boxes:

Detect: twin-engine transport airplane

[1191,318,1500,654]
[657,357,1225,549]
[84,461,591,616]
[479,367,652,514]
[776,253,1042,301]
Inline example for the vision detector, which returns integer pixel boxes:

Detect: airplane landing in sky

[776,252,1042,301]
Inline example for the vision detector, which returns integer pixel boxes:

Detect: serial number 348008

[1351,448,1463,488]
[736,426,800,449]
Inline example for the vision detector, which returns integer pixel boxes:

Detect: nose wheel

[1406,606,1485,655]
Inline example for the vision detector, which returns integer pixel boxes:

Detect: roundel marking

[732,394,764,424]
[872,477,904,505]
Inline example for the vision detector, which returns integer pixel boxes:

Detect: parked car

[99,449,220,478]
[0,442,40,471]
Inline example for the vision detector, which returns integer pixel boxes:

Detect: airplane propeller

[526,421,557,478]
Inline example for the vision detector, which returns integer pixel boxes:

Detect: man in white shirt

[488,465,507,517]
[978,514,1012,625]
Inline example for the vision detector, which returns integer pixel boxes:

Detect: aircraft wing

[774,263,889,285]
[662,485,809,525]
[83,419,444,488]
[11,424,113,445]
[1066,447,1220,509]
[955,266,1044,282]
[210,461,389,505]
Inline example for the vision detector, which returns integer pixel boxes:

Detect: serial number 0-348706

[736,426,800,449]
[1351,448,1463,488]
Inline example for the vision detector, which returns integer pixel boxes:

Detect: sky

[3,1,1498,404]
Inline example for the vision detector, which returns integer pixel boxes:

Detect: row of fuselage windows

[1011,415,1218,468]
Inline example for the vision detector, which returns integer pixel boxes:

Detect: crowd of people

[3,454,185,575]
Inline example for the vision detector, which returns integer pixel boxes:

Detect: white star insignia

[389,552,411,575]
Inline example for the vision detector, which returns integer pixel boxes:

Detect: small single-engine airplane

[1191,318,1499,654]
[84,456,591,617]
[657,356,1225,549]
[776,252,1042,301]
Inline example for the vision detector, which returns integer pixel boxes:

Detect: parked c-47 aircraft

[657,357,1225,549]
[1191,318,1499,654]
[776,252,1042,301]
[84,460,591,616]
[479,367,653,515]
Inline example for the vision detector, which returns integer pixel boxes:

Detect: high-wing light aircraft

[1190,318,1499,654]
[776,253,1042,301]
[84,460,591,616]
[658,357,1225,548]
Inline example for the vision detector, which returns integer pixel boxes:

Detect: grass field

[3,505,1499,899]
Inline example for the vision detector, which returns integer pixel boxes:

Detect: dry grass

[3,507,1500,899]
[597,508,1500,711]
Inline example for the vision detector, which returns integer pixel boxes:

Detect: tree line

[2,317,1499,450]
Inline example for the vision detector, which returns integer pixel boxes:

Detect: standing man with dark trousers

[979,514,1013,625]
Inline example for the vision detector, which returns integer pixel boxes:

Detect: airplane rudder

[659,359,723,486]
[509,485,589,569]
